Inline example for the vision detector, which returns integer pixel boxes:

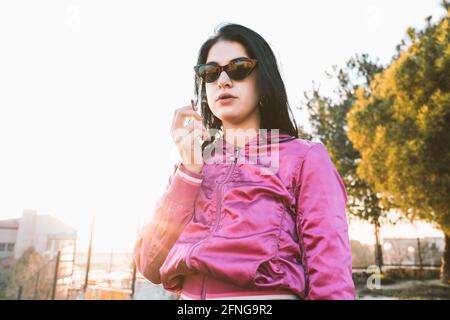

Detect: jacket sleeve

[133,162,202,285]
[295,143,356,300]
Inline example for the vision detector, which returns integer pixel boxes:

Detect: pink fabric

[133,132,356,300]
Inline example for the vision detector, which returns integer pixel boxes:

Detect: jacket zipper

[185,146,240,295]
[186,146,240,262]
[214,146,240,232]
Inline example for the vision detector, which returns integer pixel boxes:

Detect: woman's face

[204,40,260,128]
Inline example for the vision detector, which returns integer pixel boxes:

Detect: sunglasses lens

[195,59,256,83]
[198,65,220,83]
[227,59,255,80]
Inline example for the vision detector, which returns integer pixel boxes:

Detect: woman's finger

[171,105,196,125]
[172,119,199,144]
[171,108,203,131]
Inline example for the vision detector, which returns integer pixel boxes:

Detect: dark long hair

[195,23,299,151]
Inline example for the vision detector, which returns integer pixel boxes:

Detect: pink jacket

[133,131,356,300]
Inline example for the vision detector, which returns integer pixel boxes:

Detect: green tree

[347,6,450,283]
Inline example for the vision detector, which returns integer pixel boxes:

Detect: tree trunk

[441,232,450,285]
[416,237,423,279]
[374,220,383,274]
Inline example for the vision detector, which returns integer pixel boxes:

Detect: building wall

[0,228,17,259]
[33,214,77,258]
[13,209,77,259]
[382,237,444,266]
[14,209,37,258]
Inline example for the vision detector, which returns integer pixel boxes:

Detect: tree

[347,7,450,283]
[303,53,396,272]
[3,247,45,299]
[350,240,375,268]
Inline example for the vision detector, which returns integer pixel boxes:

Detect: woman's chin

[217,112,242,124]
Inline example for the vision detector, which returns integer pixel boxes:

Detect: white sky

[0,1,445,252]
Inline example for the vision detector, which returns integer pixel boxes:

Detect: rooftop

[0,219,19,230]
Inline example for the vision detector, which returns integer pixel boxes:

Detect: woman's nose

[217,70,232,88]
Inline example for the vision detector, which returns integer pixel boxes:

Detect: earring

[259,95,265,107]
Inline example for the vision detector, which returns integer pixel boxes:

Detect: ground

[356,279,450,300]
[133,278,450,300]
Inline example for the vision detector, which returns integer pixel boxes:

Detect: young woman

[133,23,356,300]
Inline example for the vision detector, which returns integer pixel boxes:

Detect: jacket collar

[215,129,295,149]
[205,129,296,163]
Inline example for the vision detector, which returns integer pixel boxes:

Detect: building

[0,209,78,299]
[382,237,444,266]
[0,219,18,260]
[0,209,77,261]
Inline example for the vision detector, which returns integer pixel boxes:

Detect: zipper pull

[234,146,240,163]
[229,146,240,163]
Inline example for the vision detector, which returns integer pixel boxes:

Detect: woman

[133,23,356,300]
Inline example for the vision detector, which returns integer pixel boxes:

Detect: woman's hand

[170,101,205,174]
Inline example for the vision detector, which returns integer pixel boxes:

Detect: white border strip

[179,293,300,300]
[208,293,300,300]
[177,169,203,184]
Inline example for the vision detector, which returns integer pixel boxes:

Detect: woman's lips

[217,97,236,104]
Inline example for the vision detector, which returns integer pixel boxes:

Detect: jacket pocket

[253,255,307,298]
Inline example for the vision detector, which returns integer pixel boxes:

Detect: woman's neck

[222,120,260,149]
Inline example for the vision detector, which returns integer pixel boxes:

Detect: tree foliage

[347,9,450,233]
[303,54,393,225]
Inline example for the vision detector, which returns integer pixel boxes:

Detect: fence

[1,239,444,299]
[0,249,77,300]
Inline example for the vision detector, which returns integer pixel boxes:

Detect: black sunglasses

[194,57,258,83]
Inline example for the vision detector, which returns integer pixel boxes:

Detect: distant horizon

[1,208,445,256]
